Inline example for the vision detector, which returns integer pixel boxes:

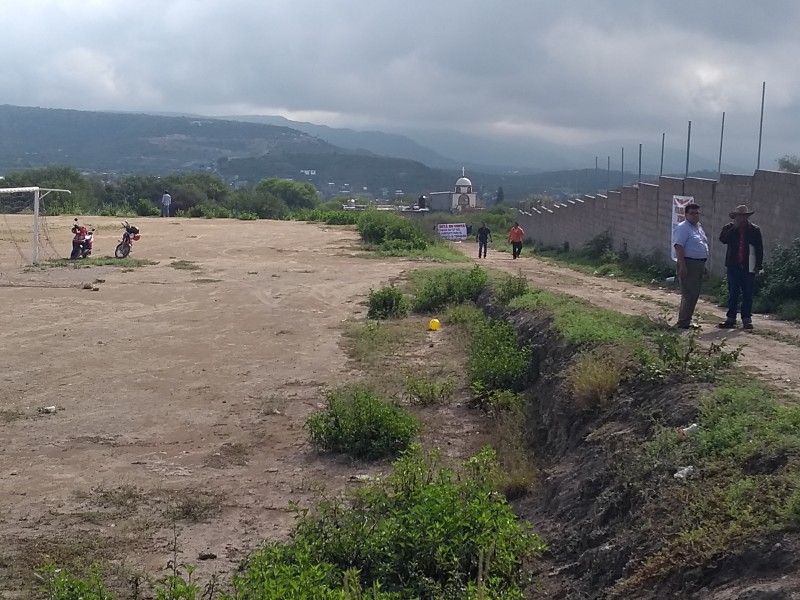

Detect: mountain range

[0,104,728,200]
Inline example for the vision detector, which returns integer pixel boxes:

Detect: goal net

[0,186,72,285]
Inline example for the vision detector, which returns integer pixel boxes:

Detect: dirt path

[460,244,800,400]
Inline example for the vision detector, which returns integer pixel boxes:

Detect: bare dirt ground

[462,244,800,401]
[2,216,455,595]
[2,216,798,597]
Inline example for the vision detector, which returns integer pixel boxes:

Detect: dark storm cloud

[1,0,798,168]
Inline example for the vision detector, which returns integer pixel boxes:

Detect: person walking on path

[508,222,525,259]
[161,190,172,217]
[476,223,492,258]
[672,203,709,329]
[717,205,763,330]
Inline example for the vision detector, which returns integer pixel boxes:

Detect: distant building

[427,174,479,212]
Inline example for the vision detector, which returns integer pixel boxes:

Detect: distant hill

[1,104,707,200]
[0,104,347,174]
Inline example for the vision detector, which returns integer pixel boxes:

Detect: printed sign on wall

[671,195,695,261]
[436,223,468,241]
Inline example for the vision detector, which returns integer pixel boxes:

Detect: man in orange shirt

[508,222,525,259]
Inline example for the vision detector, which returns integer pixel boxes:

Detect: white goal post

[0,186,72,264]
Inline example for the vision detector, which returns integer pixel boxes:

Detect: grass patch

[40,257,156,269]
[165,487,225,523]
[618,381,800,592]
[565,345,629,408]
[169,260,201,271]
[306,386,419,459]
[343,319,419,365]
[402,373,457,406]
[509,288,657,345]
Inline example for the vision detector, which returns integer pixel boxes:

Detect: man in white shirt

[161,190,172,217]
[672,203,709,329]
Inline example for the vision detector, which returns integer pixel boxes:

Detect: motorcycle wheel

[115,243,130,258]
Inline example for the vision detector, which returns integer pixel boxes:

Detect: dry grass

[564,345,630,408]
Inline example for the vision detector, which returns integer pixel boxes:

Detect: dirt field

[2,215,799,596]
[1,216,441,594]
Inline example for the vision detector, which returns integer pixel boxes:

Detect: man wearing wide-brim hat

[718,205,763,330]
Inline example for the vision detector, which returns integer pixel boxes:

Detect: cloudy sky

[2,0,799,171]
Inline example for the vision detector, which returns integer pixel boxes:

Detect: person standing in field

[717,205,763,330]
[161,190,172,217]
[672,203,709,329]
[476,222,492,258]
[508,222,525,259]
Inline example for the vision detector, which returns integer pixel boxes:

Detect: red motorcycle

[115,221,141,258]
[70,218,95,260]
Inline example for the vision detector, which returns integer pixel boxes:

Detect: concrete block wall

[517,169,800,276]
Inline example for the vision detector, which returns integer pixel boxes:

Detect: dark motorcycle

[115,221,141,258]
[70,218,94,260]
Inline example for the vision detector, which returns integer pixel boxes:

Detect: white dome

[456,177,472,186]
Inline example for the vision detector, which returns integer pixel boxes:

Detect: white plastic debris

[674,466,695,480]
[38,406,57,414]
[677,423,700,439]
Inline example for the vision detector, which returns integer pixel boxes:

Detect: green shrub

[495,272,529,304]
[582,230,614,259]
[282,446,543,599]
[367,286,409,320]
[236,211,259,221]
[38,564,114,600]
[411,266,488,313]
[357,211,428,250]
[757,239,800,319]
[306,387,418,459]
[134,198,160,217]
[635,331,741,382]
[468,319,531,392]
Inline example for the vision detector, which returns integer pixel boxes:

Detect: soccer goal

[0,186,72,265]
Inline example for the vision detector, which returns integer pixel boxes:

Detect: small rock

[349,474,371,482]
[94,278,105,284]
[82,283,93,289]
[38,406,57,414]
[9,470,18,476]
[198,552,217,561]
[92,287,100,292]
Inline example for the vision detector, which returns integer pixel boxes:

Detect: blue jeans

[726,266,755,323]
[478,240,488,258]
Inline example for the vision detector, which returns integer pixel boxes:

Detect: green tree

[0,165,95,214]
[226,187,289,219]
[496,186,505,204]
[777,155,800,173]
[255,178,320,211]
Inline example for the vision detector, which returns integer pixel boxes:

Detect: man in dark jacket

[718,205,763,330]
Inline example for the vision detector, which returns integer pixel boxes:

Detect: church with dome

[427,171,479,212]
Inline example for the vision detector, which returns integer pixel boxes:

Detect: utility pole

[685,121,692,178]
[757,81,766,170]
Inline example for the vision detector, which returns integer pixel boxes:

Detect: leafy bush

[635,331,741,382]
[756,238,800,319]
[357,211,428,250]
[367,286,408,320]
[235,211,259,221]
[582,230,614,259]
[411,266,489,313]
[495,272,529,304]
[273,446,543,599]
[468,319,531,393]
[292,208,361,225]
[306,386,418,459]
[134,198,160,217]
